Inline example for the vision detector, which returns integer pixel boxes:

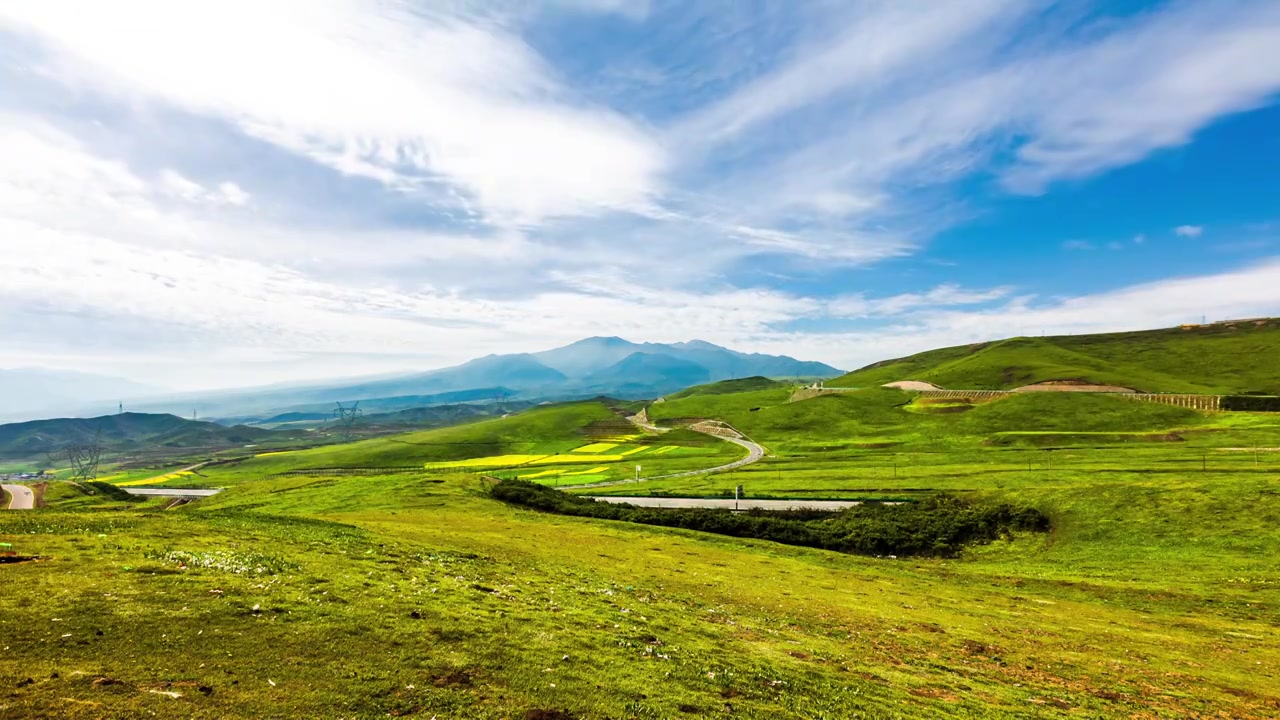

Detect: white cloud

[0,0,664,226]
[1063,240,1094,251]
[1175,224,1205,237]
[674,0,1023,149]
[683,0,1280,221]
[158,170,250,206]
[2,1,1280,391]
[217,182,250,206]
[827,284,1012,319]
[792,259,1280,371]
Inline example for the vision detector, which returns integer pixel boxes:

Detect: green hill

[0,412,289,461]
[649,385,1220,452]
[829,318,1280,393]
[226,400,625,471]
[664,375,787,400]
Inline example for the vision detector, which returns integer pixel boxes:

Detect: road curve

[2,484,35,510]
[575,430,765,489]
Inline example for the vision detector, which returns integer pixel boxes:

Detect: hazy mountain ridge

[17,338,840,423]
[0,369,164,423]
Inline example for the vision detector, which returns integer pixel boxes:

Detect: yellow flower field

[517,468,565,479]
[423,454,548,469]
[571,443,618,453]
[529,454,625,465]
[564,465,609,475]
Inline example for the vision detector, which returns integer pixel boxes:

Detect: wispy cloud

[678,0,1280,228]
[1,1,1279,388]
[0,1,665,226]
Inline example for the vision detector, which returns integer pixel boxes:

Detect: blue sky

[1,0,1279,390]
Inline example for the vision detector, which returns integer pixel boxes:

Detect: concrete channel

[121,488,223,498]
[584,496,867,511]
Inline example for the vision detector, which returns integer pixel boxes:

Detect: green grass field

[829,318,1280,393]
[3,389,1279,718]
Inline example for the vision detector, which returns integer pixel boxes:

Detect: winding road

[575,424,765,489]
[2,484,34,510]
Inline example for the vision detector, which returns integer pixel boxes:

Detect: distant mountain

[581,352,711,395]
[0,412,290,461]
[79,338,842,424]
[0,369,163,423]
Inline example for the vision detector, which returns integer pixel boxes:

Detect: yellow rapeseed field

[423,454,547,469]
[530,454,625,465]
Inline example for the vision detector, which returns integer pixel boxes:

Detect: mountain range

[111,337,842,422]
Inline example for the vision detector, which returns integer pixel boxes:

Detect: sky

[2,0,1280,392]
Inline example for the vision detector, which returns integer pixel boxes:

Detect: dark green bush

[1221,395,1280,412]
[490,479,1048,558]
[86,481,146,503]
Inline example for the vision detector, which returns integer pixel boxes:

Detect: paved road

[2,484,34,510]
[586,496,865,511]
[576,430,765,489]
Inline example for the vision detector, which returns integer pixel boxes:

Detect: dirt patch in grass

[883,381,945,391]
[524,710,575,720]
[1013,380,1137,393]
[432,668,478,687]
[0,555,41,564]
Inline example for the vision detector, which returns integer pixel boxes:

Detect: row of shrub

[489,479,1049,558]
[1221,395,1280,412]
[85,481,147,503]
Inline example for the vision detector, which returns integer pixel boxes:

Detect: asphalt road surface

[2,484,35,510]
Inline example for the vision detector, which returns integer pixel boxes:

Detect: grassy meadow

[829,318,1280,393]
[3,387,1279,718]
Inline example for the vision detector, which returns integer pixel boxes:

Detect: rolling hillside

[664,375,788,399]
[0,412,290,460]
[830,318,1280,394]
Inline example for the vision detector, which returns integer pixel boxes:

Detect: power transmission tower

[63,433,105,483]
[493,391,510,414]
[333,401,363,442]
